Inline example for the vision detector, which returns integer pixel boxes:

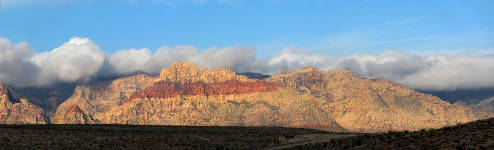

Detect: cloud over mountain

[0,37,493,90]
[0,38,40,87]
[31,37,105,86]
[262,49,494,90]
[0,37,104,87]
[109,45,257,75]
[109,48,152,75]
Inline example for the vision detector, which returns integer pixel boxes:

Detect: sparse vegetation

[0,125,338,150]
[285,117,494,150]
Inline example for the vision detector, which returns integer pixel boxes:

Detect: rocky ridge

[52,74,156,124]
[456,97,494,114]
[159,61,253,83]
[267,67,489,132]
[51,61,492,132]
[0,83,48,124]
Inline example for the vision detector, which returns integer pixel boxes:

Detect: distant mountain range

[0,61,492,132]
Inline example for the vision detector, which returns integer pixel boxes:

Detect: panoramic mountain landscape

[0,61,491,133]
[1,0,493,149]
[0,61,493,149]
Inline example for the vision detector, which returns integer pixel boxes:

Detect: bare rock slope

[0,83,48,124]
[267,67,488,132]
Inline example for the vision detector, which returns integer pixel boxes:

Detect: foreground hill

[0,125,342,150]
[52,61,491,132]
[0,83,48,124]
[287,117,494,149]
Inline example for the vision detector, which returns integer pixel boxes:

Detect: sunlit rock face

[52,74,157,124]
[53,61,492,132]
[267,67,489,132]
[0,83,48,124]
[125,80,281,102]
[159,61,253,84]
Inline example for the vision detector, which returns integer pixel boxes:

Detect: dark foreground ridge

[1,118,493,149]
[0,124,346,150]
[285,117,494,150]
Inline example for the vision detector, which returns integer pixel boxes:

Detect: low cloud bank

[262,49,494,90]
[0,37,493,90]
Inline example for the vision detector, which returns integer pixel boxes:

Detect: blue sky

[0,0,493,59]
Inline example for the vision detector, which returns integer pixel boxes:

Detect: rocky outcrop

[126,80,281,102]
[0,83,48,124]
[267,67,490,132]
[100,89,346,132]
[159,61,253,83]
[52,61,493,132]
[52,74,156,124]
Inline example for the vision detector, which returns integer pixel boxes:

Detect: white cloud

[108,45,257,75]
[109,48,152,75]
[186,46,256,72]
[31,37,105,86]
[401,55,494,90]
[143,45,198,73]
[134,45,256,74]
[0,38,40,87]
[255,47,336,73]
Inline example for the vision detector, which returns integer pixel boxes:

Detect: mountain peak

[0,82,48,124]
[169,60,200,71]
[0,83,19,102]
[298,66,321,72]
[0,83,7,95]
[159,61,252,83]
[327,68,358,77]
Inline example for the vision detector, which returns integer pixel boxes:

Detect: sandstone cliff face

[53,61,492,132]
[159,61,253,83]
[126,80,281,102]
[100,89,346,132]
[267,67,490,132]
[0,83,48,124]
[54,62,347,131]
[52,74,157,124]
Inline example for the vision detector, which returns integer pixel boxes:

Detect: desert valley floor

[0,117,493,149]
